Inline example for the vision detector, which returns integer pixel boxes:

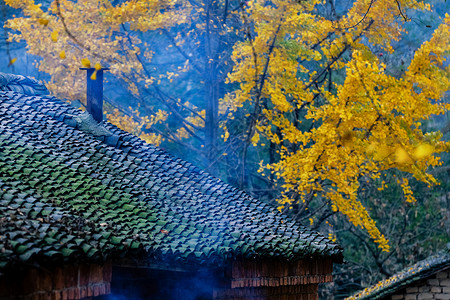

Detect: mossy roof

[0,81,343,270]
[346,246,450,300]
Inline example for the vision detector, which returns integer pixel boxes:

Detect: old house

[347,245,450,300]
[0,72,342,300]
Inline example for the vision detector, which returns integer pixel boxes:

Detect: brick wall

[0,261,112,300]
[389,269,450,300]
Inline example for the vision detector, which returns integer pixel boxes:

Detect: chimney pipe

[80,67,109,122]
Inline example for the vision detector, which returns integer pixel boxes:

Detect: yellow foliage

[414,144,435,159]
[107,108,167,146]
[328,233,337,243]
[395,147,412,164]
[400,178,416,203]
[226,2,450,250]
[5,0,449,251]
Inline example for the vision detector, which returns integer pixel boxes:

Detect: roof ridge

[346,249,450,299]
[0,73,48,96]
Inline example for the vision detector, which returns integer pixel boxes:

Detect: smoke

[96,266,225,300]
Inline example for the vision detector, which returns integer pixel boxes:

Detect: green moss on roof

[0,87,342,270]
[346,246,450,300]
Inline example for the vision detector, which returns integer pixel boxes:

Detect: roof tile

[0,83,342,270]
[347,247,450,300]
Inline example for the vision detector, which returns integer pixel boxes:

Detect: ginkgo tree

[5,0,450,251]
[5,0,239,166]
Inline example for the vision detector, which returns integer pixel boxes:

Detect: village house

[0,72,342,300]
[346,245,450,300]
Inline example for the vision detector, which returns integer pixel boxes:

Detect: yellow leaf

[8,58,17,66]
[371,144,392,161]
[251,132,260,146]
[340,130,354,147]
[224,130,229,142]
[94,62,102,70]
[90,70,97,80]
[38,18,49,26]
[414,144,434,159]
[51,31,58,43]
[81,58,91,68]
[59,50,66,59]
[395,147,412,164]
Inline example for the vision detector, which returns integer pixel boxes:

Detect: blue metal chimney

[80,67,109,122]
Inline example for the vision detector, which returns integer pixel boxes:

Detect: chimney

[80,67,109,122]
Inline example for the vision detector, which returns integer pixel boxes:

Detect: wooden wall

[214,258,333,300]
[0,257,333,300]
[230,259,333,288]
[0,261,111,300]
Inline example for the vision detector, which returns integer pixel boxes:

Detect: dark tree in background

[2,0,449,298]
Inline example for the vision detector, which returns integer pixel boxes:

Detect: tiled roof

[346,246,450,300]
[0,74,343,270]
[0,73,48,95]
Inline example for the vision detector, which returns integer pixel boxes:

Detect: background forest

[0,0,449,298]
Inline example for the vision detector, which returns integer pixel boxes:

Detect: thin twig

[304,20,374,92]
[344,0,375,30]
[395,0,410,21]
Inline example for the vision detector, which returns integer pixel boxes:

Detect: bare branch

[395,0,410,22]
